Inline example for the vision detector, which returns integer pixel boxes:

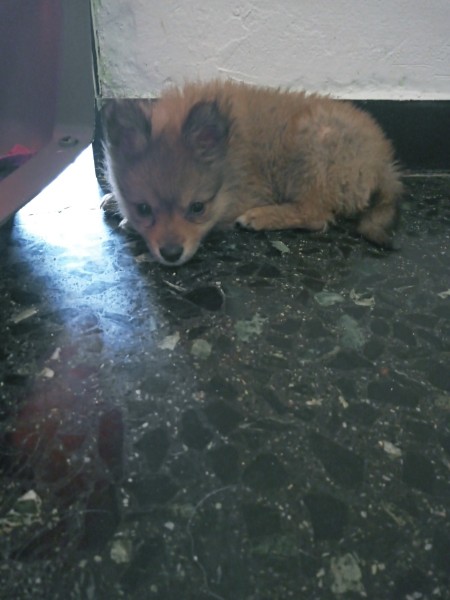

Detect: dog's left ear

[182,101,230,162]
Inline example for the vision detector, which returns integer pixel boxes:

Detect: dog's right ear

[101,99,152,159]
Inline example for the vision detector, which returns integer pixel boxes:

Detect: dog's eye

[188,201,205,216]
[136,203,152,218]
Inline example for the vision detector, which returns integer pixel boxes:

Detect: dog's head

[102,97,231,265]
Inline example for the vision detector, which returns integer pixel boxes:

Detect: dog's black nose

[159,244,184,263]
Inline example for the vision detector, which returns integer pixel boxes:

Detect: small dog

[102,80,402,265]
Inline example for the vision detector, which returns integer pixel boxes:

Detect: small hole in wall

[58,136,79,148]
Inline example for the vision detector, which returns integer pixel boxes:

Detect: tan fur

[103,80,402,265]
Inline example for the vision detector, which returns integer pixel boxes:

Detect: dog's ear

[182,101,230,162]
[102,99,152,159]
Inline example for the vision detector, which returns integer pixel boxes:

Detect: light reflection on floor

[11,145,155,352]
[17,147,108,256]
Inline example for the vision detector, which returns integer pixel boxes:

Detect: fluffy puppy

[102,80,402,265]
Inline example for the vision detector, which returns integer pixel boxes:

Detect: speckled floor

[0,148,449,600]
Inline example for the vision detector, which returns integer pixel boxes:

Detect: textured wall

[92,0,450,99]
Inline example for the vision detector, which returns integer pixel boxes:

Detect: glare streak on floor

[0,148,449,600]
[17,148,108,255]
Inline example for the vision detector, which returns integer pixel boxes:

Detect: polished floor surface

[0,149,449,599]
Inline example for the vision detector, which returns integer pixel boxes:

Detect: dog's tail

[357,166,403,248]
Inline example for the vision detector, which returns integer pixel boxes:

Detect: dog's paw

[100,193,119,216]
[235,209,264,231]
[118,217,134,232]
[101,193,134,233]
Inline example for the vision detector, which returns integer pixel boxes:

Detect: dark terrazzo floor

[0,148,449,600]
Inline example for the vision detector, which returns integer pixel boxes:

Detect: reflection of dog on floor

[102,80,402,266]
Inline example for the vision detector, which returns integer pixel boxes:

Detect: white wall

[92,0,450,100]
